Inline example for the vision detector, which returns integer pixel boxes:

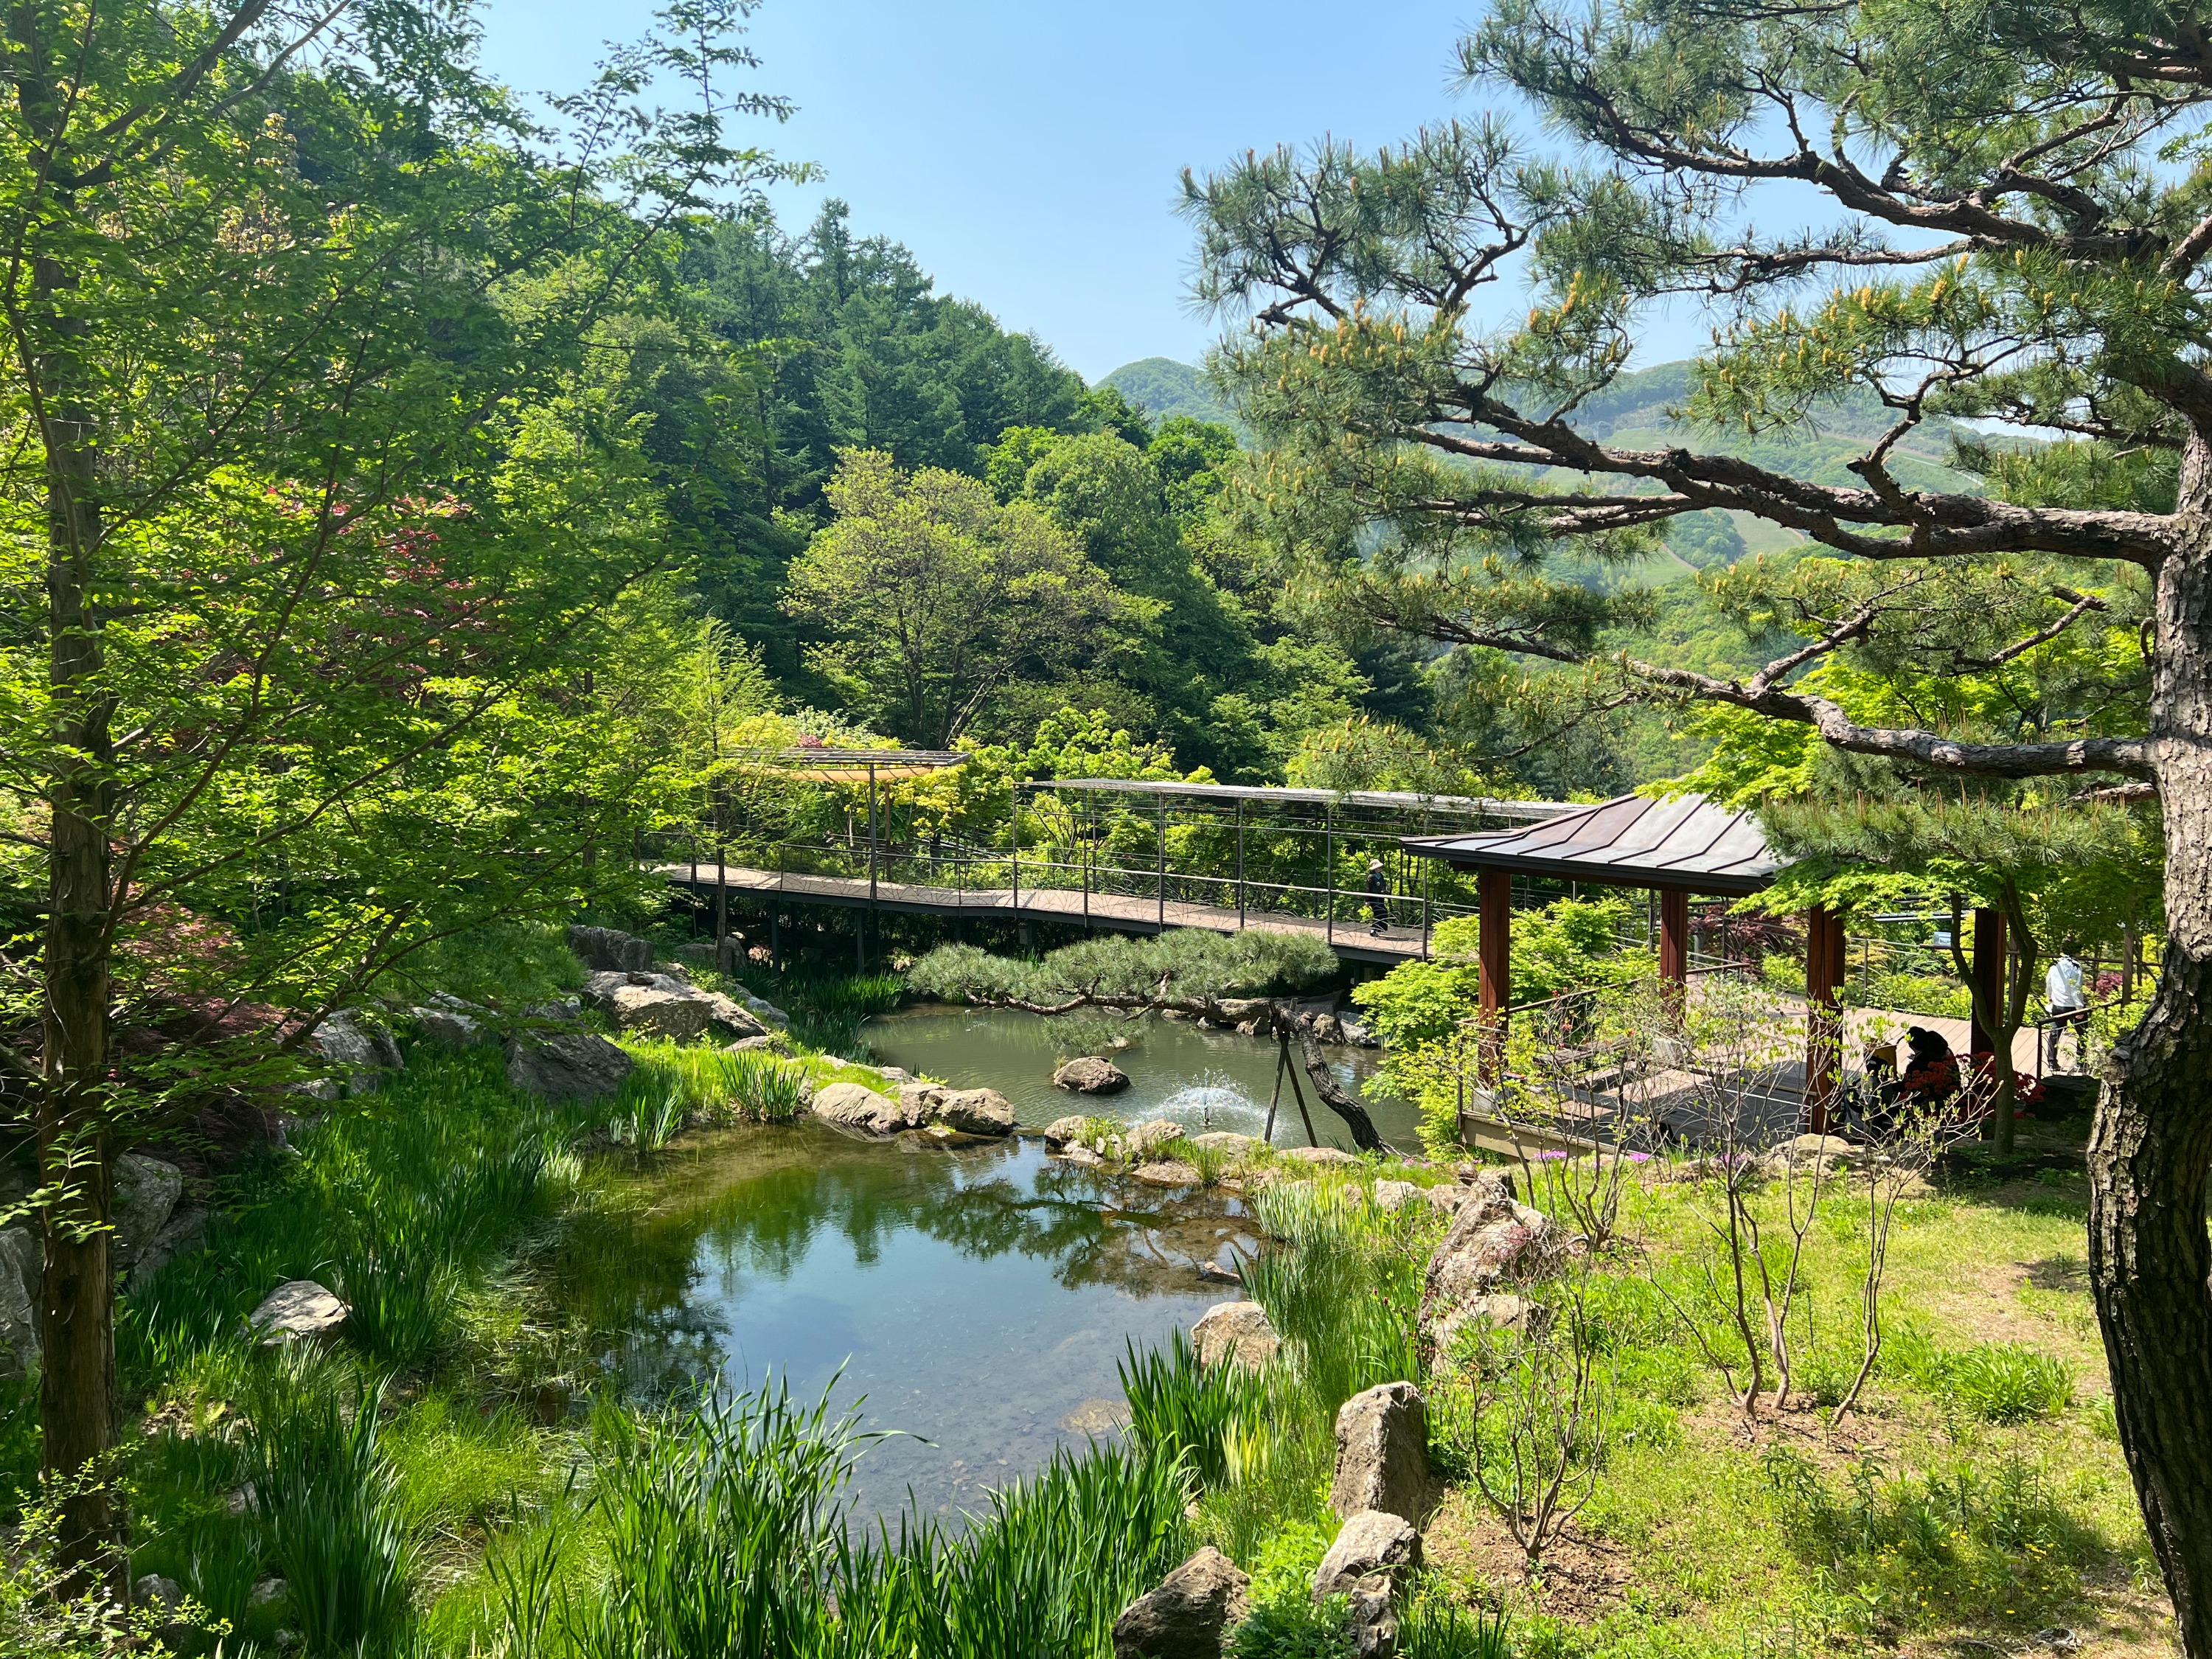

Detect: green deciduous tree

[0,0,788,1578]
[782,449,1137,747]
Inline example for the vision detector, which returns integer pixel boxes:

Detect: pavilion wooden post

[1476,866,1511,1088]
[1805,904,1846,1134]
[1658,886,1691,1025]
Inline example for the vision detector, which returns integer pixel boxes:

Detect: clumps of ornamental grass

[1244,1180,1432,1419]
[493,1379,1191,1659]
[1120,1329,1273,1490]
[622,1041,813,1128]
[1887,1327,2076,1422]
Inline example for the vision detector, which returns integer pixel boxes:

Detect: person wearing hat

[1364,857,1390,936]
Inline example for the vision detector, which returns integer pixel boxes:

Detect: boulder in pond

[1192,1131,1259,1158]
[1053,1056,1130,1094]
[1331,1381,1427,1523]
[505,1032,634,1103]
[933,1088,1016,1136]
[566,924,653,973]
[1312,1509,1421,1600]
[248,1280,347,1346]
[811,1081,905,1137]
[1133,1161,1202,1187]
[1192,1300,1279,1371]
[1043,1116,1094,1147]
[1110,1545,1250,1659]
[1127,1119,1184,1158]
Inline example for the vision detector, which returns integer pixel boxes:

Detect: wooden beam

[1806,904,1846,1134]
[1478,866,1511,1086]
[1659,886,1690,1023]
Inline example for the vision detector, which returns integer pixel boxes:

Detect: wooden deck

[658,862,1431,964]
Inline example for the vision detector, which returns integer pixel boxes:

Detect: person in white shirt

[2045,941,2089,1070]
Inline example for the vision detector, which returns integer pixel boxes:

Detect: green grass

[728,965,905,1057]
[1120,1328,1272,1490]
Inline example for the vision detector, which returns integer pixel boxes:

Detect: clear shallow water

[863,1004,1425,1152]
[550,1123,1251,1520]
[546,1008,1416,1522]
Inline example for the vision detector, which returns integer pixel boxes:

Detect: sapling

[1467,1276,1609,1573]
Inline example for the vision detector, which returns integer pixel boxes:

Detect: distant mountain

[1100,358,1239,428]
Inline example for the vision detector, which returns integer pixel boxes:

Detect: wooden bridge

[663,775,1575,967]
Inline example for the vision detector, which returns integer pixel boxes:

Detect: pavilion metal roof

[1402,790,1787,894]
[1036,778,1575,820]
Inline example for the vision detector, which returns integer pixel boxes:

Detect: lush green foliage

[910,927,1338,1010]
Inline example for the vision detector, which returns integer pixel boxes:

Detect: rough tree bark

[1276,1005,1389,1152]
[32,231,125,1584]
[2090,454,2212,1650]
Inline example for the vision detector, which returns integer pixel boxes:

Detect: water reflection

[546,1125,1244,1517]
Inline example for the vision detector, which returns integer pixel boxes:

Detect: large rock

[1110,1545,1251,1659]
[1192,1300,1279,1372]
[934,1088,1017,1136]
[414,993,490,1050]
[308,1010,401,1093]
[131,1206,207,1293]
[811,1081,905,1137]
[1331,1382,1427,1523]
[1043,1116,1095,1147]
[1127,1119,1185,1159]
[505,1032,635,1102]
[566,925,653,973]
[1312,1509,1421,1600]
[248,1280,348,1346]
[1134,1161,1203,1186]
[111,1153,184,1276]
[0,1228,40,1379]
[1192,1132,1259,1158]
[698,992,768,1043]
[608,984,713,1043]
[1054,1056,1131,1094]
[1418,1168,1565,1359]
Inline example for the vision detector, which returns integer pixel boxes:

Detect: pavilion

[1401,790,2000,1136]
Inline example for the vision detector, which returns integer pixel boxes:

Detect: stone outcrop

[1191,1131,1259,1158]
[1192,1300,1279,1371]
[566,924,653,973]
[1127,1119,1185,1159]
[414,992,491,1050]
[812,1081,905,1137]
[896,1082,1017,1136]
[131,1207,207,1293]
[248,1280,348,1345]
[1133,1161,1202,1186]
[1042,1116,1094,1147]
[0,1228,40,1379]
[1312,1508,1421,1599]
[1417,1167,1567,1360]
[1053,1056,1131,1094]
[111,1153,184,1278]
[308,1010,401,1094]
[1330,1382,1427,1524]
[1110,1545,1251,1659]
[504,1032,635,1102]
[585,970,768,1045]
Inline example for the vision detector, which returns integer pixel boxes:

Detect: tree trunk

[1277,1008,1390,1152]
[34,238,125,1587]
[2090,456,2212,1655]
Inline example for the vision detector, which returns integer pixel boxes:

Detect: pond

[544,1007,1414,1523]
[862,1004,1425,1153]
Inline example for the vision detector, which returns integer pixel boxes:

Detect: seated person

[1895,1026,1959,1107]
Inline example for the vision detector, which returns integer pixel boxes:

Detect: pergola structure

[1404,792,1851,1129]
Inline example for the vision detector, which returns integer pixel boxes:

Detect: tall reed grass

[620,1041,811,1129]
[1244,1181,1430,1419]
[499,1380,1191,1659]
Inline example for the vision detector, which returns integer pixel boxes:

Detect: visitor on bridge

[2046,940,2090,1071]
[1366,858,1389,936]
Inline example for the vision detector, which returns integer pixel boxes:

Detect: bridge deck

[659,863,1431,964]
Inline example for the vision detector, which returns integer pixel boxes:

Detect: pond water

[863,1004,1425,1153]
[545,1007,1414,1523]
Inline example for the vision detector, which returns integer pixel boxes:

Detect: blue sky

[471,1,1592,383]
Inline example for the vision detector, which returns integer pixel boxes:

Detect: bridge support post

[1156,792,1166,932]
[1325,800,1336,945]
[1235,799,1245,931]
